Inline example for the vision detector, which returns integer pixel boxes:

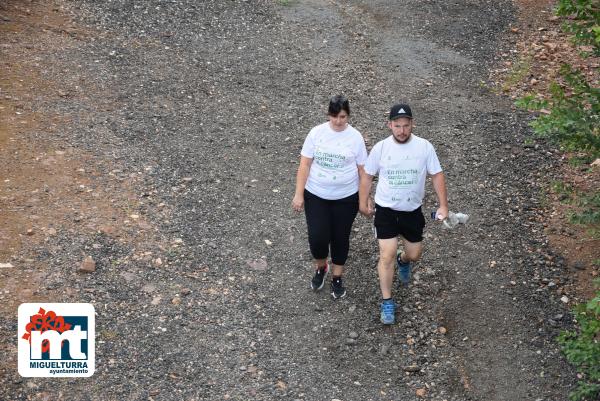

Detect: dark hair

[328,95,350,116]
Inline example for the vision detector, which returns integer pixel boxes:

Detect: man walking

[359,104,448,324]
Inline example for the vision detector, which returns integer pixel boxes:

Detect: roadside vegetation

[516,1,599,399]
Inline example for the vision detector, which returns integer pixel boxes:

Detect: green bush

[516,1,600,223]
[518,0,600,158]
[515,64,600,158]
[516,3,600,399]
[569,190,600,226]
[558,280,600,400]
[556,0,600,56]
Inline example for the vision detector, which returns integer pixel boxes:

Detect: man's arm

[431,172,448,220]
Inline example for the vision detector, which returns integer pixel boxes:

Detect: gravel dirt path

[1,0,578,400]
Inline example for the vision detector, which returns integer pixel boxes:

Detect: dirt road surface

[1,0,578,400]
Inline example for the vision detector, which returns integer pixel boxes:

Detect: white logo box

[18,303,95,377]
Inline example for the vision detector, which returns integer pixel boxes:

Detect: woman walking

[292,95,368,299]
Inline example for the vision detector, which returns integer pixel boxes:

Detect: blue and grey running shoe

[397,251,411,287]
[380,299,396,325]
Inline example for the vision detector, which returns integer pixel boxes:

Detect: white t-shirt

[301,122,368,200]
[364,134,442,211]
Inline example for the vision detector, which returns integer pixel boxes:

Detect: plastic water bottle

[431,211,469,229]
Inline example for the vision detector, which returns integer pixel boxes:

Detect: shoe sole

[331,289,346,299]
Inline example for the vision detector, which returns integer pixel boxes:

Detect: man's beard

[393,134,411,144]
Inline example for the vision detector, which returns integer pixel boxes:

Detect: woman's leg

[329,193,359,273]
[303,190,331,266]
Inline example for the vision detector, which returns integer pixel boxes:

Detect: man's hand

[360,198,375,217]
[435,205,449,220]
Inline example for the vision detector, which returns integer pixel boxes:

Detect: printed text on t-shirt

[385,168,418,188]
[314,149,346,170]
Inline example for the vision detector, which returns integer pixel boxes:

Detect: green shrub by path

[516,0,599,158]
[569,190,600,227]
[515,0,599,225]
[558,280,600,401]
[556,0,600,56]
[514,3,600,399]
[548,180,600,229]
[515,64,599,159]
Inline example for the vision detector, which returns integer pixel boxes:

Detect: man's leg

[397,207,425,264]
[378,237,398,324]
[399,239,423,263]
[396,239,423,286]
[377,238,398,299]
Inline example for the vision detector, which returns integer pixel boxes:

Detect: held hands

[291,194,304,212]
[359,198,375,217]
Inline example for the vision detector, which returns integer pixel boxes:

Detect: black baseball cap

[389,104,413,120]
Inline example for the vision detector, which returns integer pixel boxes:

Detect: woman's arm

[292,156,313,211]
[359,166,374,217]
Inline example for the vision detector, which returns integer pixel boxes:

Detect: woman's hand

[359,198,375,217]
[292,157,312,212]
[292,194,304,212]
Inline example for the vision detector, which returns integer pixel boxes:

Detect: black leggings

[304,189,359,266]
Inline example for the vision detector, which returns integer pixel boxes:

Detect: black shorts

[374,205,425,242]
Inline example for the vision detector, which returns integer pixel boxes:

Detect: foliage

[519,0,599,157]
[556,0,600,56]
[569,190,600,225]
[520,4,600,399]
[515,64,600,158]
[558,280,600,400]
[516,2,600,225]
[550,181,600,226]
[549,180,600,226]
[551,180,575,203]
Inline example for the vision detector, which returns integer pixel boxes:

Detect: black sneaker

[330,277,346,299]
[311,263,328,291]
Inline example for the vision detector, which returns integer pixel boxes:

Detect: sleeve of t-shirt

[355,134,368,166]
[364,141,382,176]
[300,128,316,158]
[426,142,443,175]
